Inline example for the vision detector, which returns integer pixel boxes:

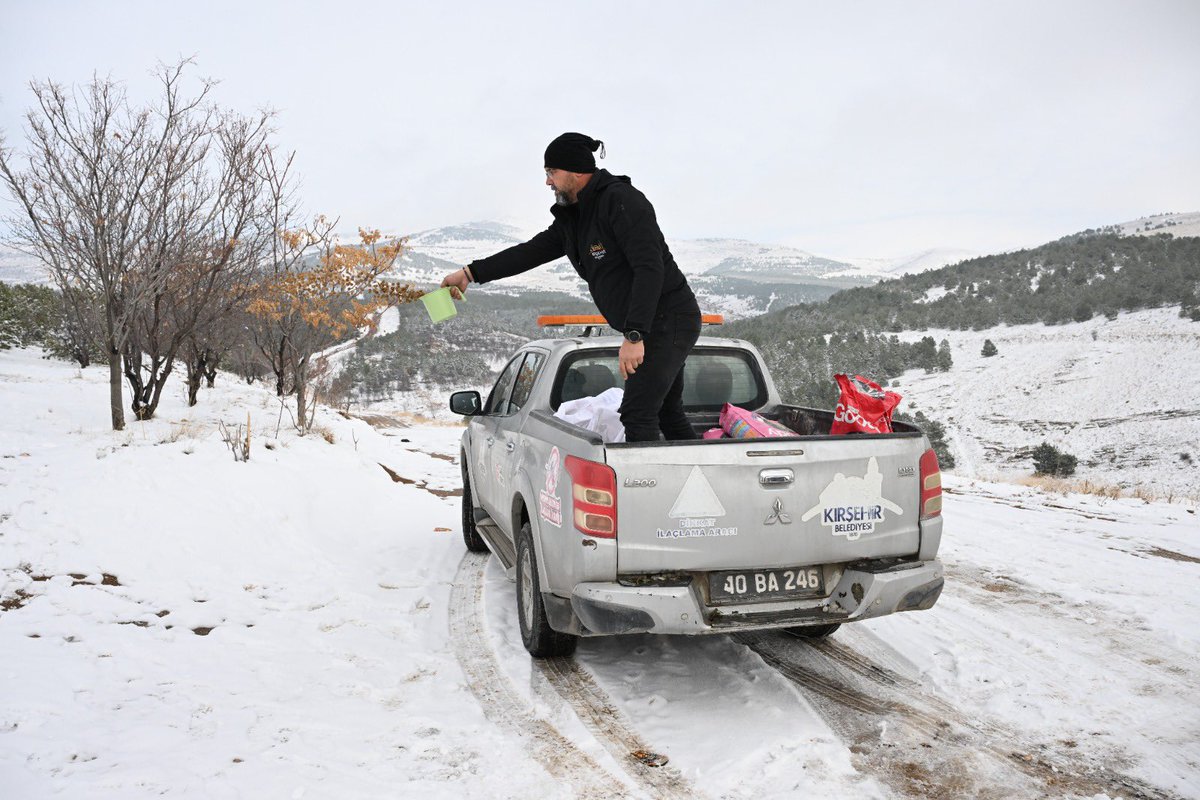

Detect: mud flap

[897,577,944,612]
[542,592,588,636]
[571,595,656,635]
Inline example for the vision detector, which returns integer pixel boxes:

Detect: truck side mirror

[449,390,482,416]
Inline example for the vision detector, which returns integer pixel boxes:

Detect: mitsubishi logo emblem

[764,498,792,525]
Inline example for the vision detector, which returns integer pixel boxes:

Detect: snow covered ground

[1,348,1198,798]
[892,307,1200,499]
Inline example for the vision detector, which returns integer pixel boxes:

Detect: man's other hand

[440,268,470,300]
[619,340,645,380]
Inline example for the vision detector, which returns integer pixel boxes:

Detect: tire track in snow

[738,631,1183,800]
[535,655,702,800]
[450,553,627,799]
[452,553,698,800]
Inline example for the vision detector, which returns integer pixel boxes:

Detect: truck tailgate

[605,436,926,573]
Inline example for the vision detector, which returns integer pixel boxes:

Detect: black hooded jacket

[467,169,697,334]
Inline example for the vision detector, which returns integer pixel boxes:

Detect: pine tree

[1031,442,1078,477]
[916,335,938,372]
[981,339,998,357]
[936,339,953,371]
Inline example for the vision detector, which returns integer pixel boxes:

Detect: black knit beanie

[544,132,605,173]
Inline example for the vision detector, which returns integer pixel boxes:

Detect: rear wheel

[785,623,841,640]
[461,460,488,553]
[516,521,577,658]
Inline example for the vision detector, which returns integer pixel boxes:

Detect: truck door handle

[505,441,516,452]
[759,468,795,486]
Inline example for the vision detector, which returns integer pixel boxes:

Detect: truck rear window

[551,348,767,411]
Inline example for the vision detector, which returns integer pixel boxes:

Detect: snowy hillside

[0,246,49,285]
[392,225,872,319]
[389,221,587,299]
[666,237,855,281]
[1,348,1197,798]
[892,306,1200,497]
[834,248,979,279]
[402,224,859,282]
[1116,211,1200,239]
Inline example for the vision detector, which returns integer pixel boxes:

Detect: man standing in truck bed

[440,132,702,442]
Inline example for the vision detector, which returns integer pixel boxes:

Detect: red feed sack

[831,374,902,435]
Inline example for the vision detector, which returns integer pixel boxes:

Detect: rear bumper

[569,559,944,635]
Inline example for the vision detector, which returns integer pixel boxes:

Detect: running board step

[476,522,516,574]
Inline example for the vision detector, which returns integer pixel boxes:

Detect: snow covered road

[1,349,1197,799]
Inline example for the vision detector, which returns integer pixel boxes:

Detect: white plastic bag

[554,387,626,443]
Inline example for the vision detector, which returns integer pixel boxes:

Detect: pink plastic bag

[702,427,727,440]
[719,403,794,439]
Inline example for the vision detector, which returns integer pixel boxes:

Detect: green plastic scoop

[420,286,463,323]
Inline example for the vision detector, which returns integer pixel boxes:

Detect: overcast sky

[2,0,1198,260]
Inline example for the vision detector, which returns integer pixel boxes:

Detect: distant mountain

[393,225,881,318]
[728,232,1200,337]
[404,220,529,260]
[0,246,50,285]
[667,238,854,281]
[836,248,979,279]
[7,213,1195,324]
[391,221,589,300]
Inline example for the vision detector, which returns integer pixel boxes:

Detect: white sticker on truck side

[538,446,563,528]
[668,466,726,519]
[801,457,903,541]
[657,466,736,538]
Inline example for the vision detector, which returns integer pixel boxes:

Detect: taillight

[565,455,618,538]
[919,448,942,520]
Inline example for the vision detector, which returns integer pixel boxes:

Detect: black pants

[620,310,702,442]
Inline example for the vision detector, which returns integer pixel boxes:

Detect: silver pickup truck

[449,322,944,658]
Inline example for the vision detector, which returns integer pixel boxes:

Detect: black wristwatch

[624,329,644,343]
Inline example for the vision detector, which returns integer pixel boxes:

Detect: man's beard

[553,186,577,206]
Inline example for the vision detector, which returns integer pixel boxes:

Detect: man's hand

[440,268,470,300]
[619,339,645,380]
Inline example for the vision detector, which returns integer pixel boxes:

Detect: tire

[461,459,488,554]
[516,521,577,658]
[785,623,841,640]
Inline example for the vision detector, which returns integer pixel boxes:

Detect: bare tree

[0,60,216,430]
[120,109,274,419]
[213,307,269,386]
[53,287,106,368]
[242,147,328,400]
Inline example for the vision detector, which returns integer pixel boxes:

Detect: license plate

[708,566,825,606]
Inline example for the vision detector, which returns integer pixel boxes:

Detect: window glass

[553,348,764,410]
[485,355,524,415]
[509,351,544,413]
[558,356,620,405]
[679,352,762,409]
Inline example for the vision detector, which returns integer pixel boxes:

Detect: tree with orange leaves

[246,222,423,430]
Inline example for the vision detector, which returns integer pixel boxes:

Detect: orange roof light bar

[537,314,724,327]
